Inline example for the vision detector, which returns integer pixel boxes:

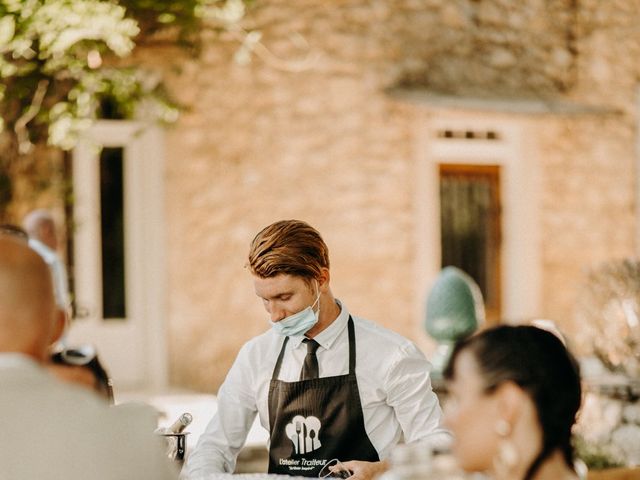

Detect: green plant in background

[575,259,640,378]
[424,266,485,375]
[0,0,252,219]
[573,434,625,470]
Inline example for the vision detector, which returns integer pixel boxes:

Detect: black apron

[267,316,380,477]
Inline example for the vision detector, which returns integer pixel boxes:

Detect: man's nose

[267,303,286,322]
[270,310,287,322]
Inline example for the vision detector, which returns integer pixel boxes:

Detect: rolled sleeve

[384,343,451,447]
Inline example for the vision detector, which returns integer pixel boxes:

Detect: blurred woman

[443,325,582,480]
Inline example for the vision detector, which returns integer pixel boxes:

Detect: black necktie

[300,338,320,380]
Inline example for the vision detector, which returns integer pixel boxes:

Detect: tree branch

[14,79,50,155]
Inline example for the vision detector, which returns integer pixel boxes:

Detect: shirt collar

[290,299,350,350]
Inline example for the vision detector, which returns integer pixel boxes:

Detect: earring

[493,419,519,480]
[495,418,511,437]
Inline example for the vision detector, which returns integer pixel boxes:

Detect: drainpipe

[637,86,640,255]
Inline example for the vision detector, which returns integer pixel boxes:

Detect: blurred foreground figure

[0,237,177,480]
[49,344,115,404]
[443,325,582,480]
[0,221,114,402]
[23,208,71,311]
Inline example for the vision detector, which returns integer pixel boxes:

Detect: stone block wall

[129,0,640,391]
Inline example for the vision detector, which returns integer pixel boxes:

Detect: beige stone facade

[41,0,637,392]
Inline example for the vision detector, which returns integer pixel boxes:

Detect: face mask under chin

[270,281,320,337]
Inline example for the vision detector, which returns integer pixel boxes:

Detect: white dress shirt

[183,301,450,478]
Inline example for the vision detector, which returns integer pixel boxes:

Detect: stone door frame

[413,111,542,324]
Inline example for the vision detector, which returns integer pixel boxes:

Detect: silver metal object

[156,412,193,462]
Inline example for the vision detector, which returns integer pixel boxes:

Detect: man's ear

[49,307,67,346]
[318,268,330,292]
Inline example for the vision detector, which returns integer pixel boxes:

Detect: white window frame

[71,120,167,390]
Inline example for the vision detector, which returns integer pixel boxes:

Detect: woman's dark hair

[443,325,582,480]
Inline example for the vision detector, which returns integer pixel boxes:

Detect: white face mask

[269,282,320,337]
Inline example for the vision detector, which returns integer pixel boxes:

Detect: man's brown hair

[247,220,330,281]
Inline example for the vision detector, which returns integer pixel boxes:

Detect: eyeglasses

[50,345,114,404]
[58,345,97,365]
[318,459,352,479]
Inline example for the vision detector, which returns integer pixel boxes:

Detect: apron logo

[285,415,322,455]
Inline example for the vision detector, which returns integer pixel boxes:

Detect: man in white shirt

[183,220,450,480]
[23,208,71,312]
[0,236,177,480]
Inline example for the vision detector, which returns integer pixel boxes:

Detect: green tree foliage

[0,0,249,154]
[0,0,250,218]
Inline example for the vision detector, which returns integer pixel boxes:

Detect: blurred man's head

[23,209,58,250]
[0,237,65,362]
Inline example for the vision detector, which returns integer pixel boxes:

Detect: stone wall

[578,376,640,467]
[535,0,640,343]
[130,0,640,390]
[536,115,637,344]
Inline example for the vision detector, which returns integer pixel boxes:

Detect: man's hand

[340,460,389,480]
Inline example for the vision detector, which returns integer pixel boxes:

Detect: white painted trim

[132,125,168,391]
[71,120,167,390]
[414,113,541,324]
